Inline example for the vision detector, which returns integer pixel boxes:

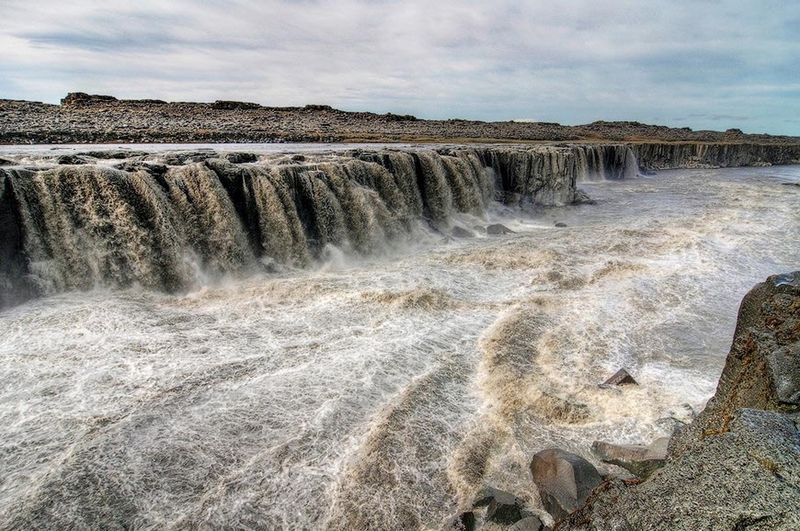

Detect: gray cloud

[1,0,798,135]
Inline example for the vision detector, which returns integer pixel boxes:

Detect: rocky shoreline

[448,272,800,531]
[3,92,800,146]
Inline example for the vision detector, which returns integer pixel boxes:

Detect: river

[0,156,798,530]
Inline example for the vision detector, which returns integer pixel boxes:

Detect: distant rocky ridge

[3,92,800,147]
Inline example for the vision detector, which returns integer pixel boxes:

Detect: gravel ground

[3,92,799,145]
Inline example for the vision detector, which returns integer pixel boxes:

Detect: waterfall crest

[0,145,642,306]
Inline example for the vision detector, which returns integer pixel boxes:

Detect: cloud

[1,0,798,135]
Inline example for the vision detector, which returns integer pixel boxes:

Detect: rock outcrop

[669,271,800,457]
[558,409,800,531]
[555,272,800,531]
[632,142,800,171]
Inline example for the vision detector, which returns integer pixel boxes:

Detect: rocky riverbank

[448,272,800,531]
[3,92,800,146]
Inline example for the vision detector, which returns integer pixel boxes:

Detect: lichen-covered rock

[557,409,800,531]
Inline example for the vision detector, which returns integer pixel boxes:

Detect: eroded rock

[224,152,258,164]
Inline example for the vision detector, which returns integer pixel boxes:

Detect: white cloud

[1,0,798,135]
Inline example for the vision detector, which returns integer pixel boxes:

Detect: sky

[2,0,799,135]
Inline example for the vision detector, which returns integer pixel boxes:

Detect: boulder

[224,152,258,164]
[554,222,568,228]
[602,369,638,387]
[571,189,596,205]
[0,158,14,166]
[61,92,117,106]
[557,409,800,530]
[56,154,89,165]
[530,448,602,521]
[451,226,475,238]
[669,271,800,457]
[591,437,668,479]
[487,223,515,235]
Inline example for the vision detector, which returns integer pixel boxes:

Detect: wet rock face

[669,271,800,457]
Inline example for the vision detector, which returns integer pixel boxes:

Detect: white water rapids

[1,163,798,530]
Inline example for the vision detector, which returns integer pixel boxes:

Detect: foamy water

[1,165,798,530]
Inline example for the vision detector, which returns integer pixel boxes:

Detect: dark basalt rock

[471,486,535,526]
[443,511,475,531]
[572,189,596,205]
[0,158,14,166]
[224,152,258,164]
[530,448,602,521]
[554,222,567,228]
[79,150,148,160]
[211,100,261,110]
[56,154,90,165]
[61,92,118,106]
[114,161,168,177]
[157,150,219,165]
[451,226,475,238]
[487,223,515,235]
[591,437,668,479]
[510,516,549,531]
[602,368,638,387]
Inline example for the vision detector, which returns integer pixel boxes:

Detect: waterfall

[0,145,646,307]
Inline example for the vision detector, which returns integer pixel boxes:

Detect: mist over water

[1,164,798,530]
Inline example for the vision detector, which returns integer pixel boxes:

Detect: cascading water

[0,145,604,306]
[0,144,798,530]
